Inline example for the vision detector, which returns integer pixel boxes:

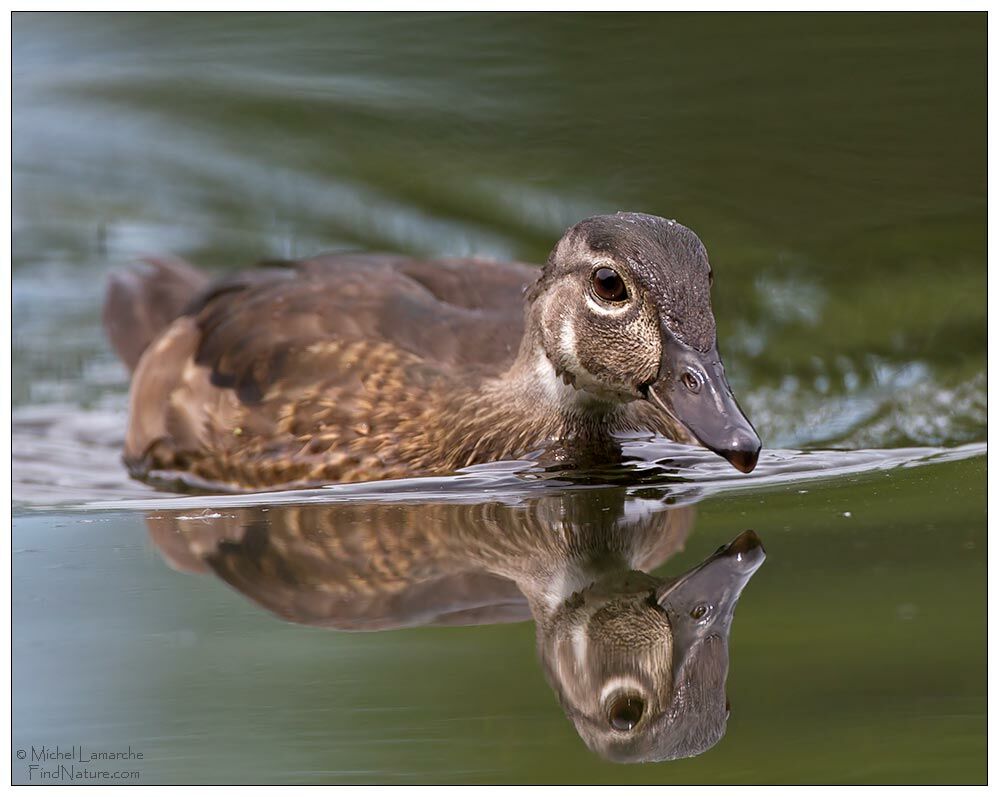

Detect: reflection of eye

[690,604,709,620]
[607,693,645,731]
[681,371,701,393]
[592,267,628,302]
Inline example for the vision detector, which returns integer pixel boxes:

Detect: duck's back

[106,253,538,491]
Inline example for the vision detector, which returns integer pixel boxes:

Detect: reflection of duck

[543,528,764,763]
[148,488,764,762]
[105,213,760,492]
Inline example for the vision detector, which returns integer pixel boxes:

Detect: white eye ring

[600,676,645,704]
[585,294,631,316]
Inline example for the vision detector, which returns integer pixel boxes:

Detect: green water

[12,12,986,784]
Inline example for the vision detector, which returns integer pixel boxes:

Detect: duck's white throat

[530,350,624,417]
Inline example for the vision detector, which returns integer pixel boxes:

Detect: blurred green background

[13,12,986,447]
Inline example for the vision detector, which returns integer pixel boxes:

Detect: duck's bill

[655,529,766,648]
[646,340,761,474]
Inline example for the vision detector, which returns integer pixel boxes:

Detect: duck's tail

[102,256,210,374]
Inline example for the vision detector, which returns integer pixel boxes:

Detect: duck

[145,487,765,762]
[104,212,761,492]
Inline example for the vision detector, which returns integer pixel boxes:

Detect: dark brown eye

[592,267,628,302]
[690,604,708,620]
[607,693,644,731]
[681,371,701,393]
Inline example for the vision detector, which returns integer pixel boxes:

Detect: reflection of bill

[147,489,764,763]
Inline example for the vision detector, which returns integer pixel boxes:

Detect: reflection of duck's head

[531,213,761,473]
[536,530,765,763]
[145,488,764,764]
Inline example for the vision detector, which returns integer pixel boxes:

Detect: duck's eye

[690,603,709,620]
[607,693,645,731]
[592,267,628,302]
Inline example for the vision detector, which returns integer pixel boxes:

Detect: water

[12,12,986,784]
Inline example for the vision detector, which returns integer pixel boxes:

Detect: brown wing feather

[189,255,535,392]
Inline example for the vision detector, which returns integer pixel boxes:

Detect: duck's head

[536,530,765,763]
[532,212,760,473]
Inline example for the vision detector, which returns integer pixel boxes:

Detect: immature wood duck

[104,213,761,492]
[146,488,765,762]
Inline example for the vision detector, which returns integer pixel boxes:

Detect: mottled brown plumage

[147,490,696,630]
[106,214,760,492]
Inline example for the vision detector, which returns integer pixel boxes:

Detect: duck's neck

[501,323,626,428]
[413,322,630,473]
[520,548,641,620]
